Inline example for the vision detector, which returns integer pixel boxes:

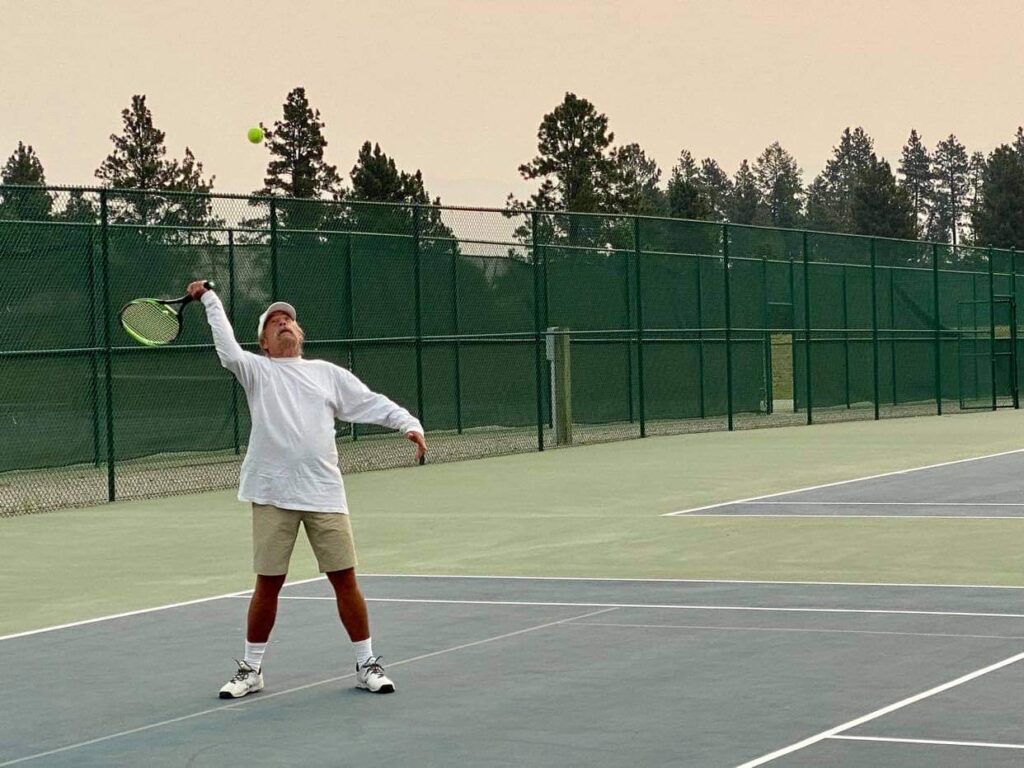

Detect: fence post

[889,257,898,405]
[723,223,734,430]
[870,239,880,420]
[269,198,278,300]
[989,245,997,411]
[842,264,850,408]
[229,228,240,454]
[802,231,812,425]
[789,256,797,412]
[532,212,545,450]
[697,253,706,418]
[624,249,634,423]
[634,216,646,437]
[346,233,358,442]
[932,242,942,415]
[1012,246,1019,409]
[762,255,773,415]
[86,227,101,467]
[413,205,425,427]
[451,239,463,433]
[99,189,116,501]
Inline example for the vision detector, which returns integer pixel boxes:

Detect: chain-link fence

[2,185,1021,514]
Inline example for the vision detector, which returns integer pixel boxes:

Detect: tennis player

[186,280,426,698]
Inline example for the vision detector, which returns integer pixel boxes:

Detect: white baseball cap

[257,301,297,340]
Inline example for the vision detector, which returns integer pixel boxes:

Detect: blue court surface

[4,574,1024,767]
[667,449,1024,519]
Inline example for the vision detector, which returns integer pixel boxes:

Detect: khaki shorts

[251,503,358,576]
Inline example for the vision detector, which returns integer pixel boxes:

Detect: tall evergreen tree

[805,127,875,232]
[728,160,760,225]
[666,150,709,219]
[1014,127,1024,161]
[509,92,615,244]
[607,143,665,216]
[972,145,1024,250]
[753,142,803,227]
[56,189,99,224]
[897,129,932,239]
[850,157,916,239]
[253,86,343,233]
[0,142,52,221]
[96,95,217,236]
[695,158,732,221]
[928,134,971,246]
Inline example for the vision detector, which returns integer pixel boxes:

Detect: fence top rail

[0,183,1018,260]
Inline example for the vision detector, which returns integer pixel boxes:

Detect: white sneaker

[356,656,395,693]
[219,660,264,699]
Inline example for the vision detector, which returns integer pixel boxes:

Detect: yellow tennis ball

[247,127,264,144]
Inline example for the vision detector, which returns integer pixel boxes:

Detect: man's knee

[326,567,359,593]
[254,573,287,596]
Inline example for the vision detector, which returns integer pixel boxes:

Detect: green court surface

[4,409,1024,637]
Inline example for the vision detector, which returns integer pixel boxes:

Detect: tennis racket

[119,281,215,347]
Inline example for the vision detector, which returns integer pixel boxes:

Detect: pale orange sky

[2,0,1023,208]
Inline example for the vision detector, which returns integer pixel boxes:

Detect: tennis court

[4,410,1024,766]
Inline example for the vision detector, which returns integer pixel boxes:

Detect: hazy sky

[3,0,1023,209]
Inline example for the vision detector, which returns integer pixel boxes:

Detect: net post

[802,230,812,425]
[532,211,545,451]
[634,215,646,437]
[413,205,425,428]
[723,223,734,430]
[932,242,942,415]
[100,189,116,501]
[870,238,880,420]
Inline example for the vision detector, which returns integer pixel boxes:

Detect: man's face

[260,310,304,357]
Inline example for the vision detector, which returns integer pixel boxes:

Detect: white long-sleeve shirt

[201,291,423,513]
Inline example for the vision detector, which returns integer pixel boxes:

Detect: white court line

[677,514,1024,519]
[745,501,1024,506]
[829,734,1024,750]
[663,447,1024,517]
[9,573,1024,644]
[567,621,1024,641]
[359,573,1024,590]
[0,576,323,643]
[735,649,1024,767]
[247,594,1024,620]
[0,607,616,767]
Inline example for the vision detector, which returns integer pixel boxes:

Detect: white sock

[244,640,267,671]
[353,638,373,667]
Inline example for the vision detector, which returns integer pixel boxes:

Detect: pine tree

[95,95,217,237]
[510,92,616,244]
[805,127,875,233]
[972,145,1024,249]
[753,142,803,227]
[850,157,916,239]
[0,142,52,221]
[728,160,761,225]
[928,134,971,246]
[253,86,343,233]
[897,129,932,239]
[607,143,665,216]
[666,150,708,219]
[695,158,732,221]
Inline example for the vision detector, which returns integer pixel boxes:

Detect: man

[186,280,427,699]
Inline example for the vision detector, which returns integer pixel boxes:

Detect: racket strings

[120,302,181,344]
